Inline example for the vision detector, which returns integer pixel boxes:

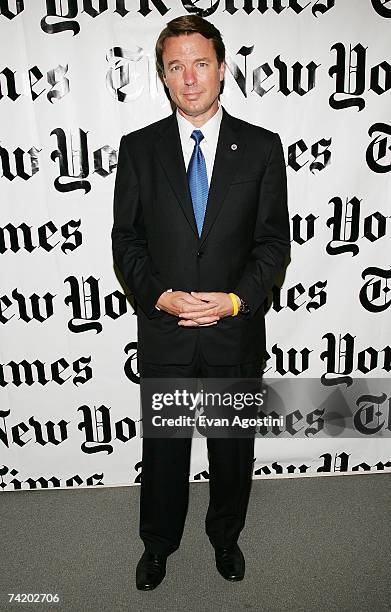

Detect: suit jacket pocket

[230,174,260,185]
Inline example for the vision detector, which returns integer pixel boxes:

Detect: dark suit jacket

[111,107,290,366]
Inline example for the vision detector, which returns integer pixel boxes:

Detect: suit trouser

[138,334,262,556]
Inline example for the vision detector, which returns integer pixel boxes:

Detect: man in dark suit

[111,15,290,590]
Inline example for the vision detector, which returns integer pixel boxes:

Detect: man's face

[161,32,225,121]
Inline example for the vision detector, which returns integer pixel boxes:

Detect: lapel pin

[231,143,238,150]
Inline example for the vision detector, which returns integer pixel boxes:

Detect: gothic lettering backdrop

[0,0,390,491]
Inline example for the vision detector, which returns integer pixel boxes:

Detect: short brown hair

[155,15,225,77]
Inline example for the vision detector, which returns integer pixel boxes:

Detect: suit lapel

[155,113,198,238]
[199,108,245,247]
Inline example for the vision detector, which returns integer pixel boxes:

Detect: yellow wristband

[229,293,239,316]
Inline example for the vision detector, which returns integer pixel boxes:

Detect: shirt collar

[176,101,223,144]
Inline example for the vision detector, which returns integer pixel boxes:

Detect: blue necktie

[187,129,208,237]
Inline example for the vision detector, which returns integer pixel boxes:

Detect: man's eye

[198,62,207,67]
[171,65,181,72]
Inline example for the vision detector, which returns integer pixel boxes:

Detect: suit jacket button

[197,250,203,258]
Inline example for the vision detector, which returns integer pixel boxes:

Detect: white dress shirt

[176,102,223,185]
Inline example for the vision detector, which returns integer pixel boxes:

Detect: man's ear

[219,61,225,82]
[156,67,166,87]
[159,70,172,102]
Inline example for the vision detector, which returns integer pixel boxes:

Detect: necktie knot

[191,129,204,146]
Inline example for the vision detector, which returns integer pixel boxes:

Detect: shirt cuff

[155,288,172,310]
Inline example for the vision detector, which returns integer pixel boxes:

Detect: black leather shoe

[136,551,167,590]
[215,543,245,581]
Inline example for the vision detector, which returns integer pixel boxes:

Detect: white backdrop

[0,0,390,491]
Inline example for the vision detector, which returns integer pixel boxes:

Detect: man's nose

[183,67,196,86]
